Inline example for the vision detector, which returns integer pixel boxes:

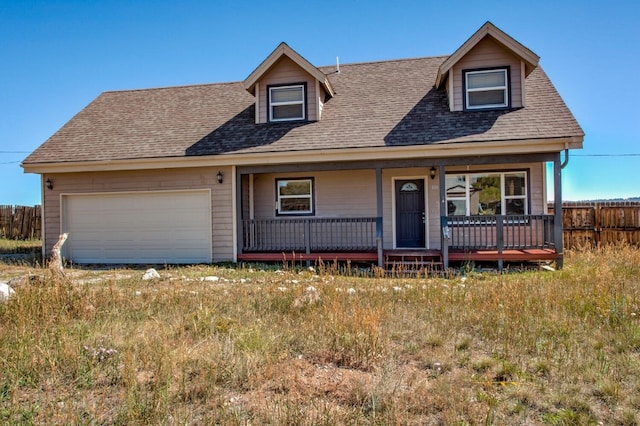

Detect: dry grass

[0,238,41,255]
[1,245,639,424]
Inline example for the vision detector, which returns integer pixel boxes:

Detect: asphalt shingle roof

[23,55,583,165]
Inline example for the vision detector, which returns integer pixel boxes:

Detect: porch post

[236,168,243,259]
[376,167,384,268]
[553,154,564,269]
[439,165,449,270]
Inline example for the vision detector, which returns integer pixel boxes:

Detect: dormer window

[464,68,509,110]
[269,84,306,122]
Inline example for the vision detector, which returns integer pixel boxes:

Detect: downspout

[560,144,570,169]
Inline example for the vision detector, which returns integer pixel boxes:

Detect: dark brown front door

[395,179,425,248]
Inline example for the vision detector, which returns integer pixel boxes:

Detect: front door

[395,179,425,248]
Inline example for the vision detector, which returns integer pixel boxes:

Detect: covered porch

[236,214,559,270]
[234,152,565,271]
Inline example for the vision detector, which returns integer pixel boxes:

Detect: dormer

[243,42,335,124]
[435,22,540,112]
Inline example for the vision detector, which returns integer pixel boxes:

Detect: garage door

[62,190,212,264]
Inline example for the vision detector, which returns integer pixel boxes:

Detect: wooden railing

[242,217,377,253]
[446,214,556,251]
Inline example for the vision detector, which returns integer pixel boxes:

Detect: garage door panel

[62,191,212,264]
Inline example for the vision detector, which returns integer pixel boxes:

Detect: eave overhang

[21,135,583,174]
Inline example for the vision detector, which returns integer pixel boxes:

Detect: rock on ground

[142,268,161,280]
[0,282,15,302]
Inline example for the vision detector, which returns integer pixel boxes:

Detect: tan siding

[451,37,523,111]
[253,170,377,218]
[43,167,234,262]
[257,56,318,123]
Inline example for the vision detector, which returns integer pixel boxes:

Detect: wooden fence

[0,205,42,240]
[549,201,640,249]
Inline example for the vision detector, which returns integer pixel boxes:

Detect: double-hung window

[446,171,527,216]
[464,68,509,110]
[276,178,314,215]
[269,84,305,122]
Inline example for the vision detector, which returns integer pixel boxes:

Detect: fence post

[595,203,601,246]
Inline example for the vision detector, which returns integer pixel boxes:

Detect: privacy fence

[0,205,42,240]
[549,201,640,249]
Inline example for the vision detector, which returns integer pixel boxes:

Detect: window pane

[505,174,526,196]
[447,200,466,216]
[271,87,303,103]
[467,71,505,89]
[506,199,525,215]
[273,104,303,120]
[446,175,466,198]
[280,197,311,212]
[279,180,311,196]
[469,90,506,107]
[470,174,501,215]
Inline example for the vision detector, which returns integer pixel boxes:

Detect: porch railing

[242,217,377,253]
[446,214,556,251]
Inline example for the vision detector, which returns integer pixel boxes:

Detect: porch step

[384,250,443,273]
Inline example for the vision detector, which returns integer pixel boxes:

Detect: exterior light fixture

[217,171,223,184]
[430,166,437,180]
[46,178,53,190]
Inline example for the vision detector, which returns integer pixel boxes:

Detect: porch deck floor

[448,248,560,262]
[237,248,560,266]
[237,252,378,263]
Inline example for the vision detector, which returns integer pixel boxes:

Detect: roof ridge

[318,54,450,70]
[103,55,453,93]
[102,80,243,94]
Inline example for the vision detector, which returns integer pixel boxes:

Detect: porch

[236,214,559,270]
[234,152,565,271]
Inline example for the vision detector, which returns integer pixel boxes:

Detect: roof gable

[243,42,335,98]
[435,21,540,88]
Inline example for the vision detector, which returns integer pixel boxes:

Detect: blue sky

[1,0,639,205]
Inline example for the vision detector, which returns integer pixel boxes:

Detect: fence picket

[0,205,42,240]
[551,201,640,249]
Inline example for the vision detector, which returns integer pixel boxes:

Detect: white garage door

[62,190,212,264]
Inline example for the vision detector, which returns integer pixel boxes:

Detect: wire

[572,153,640,157]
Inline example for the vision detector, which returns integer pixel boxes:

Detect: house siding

[451,37,523,111]
[251,169,377,219]
[42,167,234,262]
[257,56,318,123]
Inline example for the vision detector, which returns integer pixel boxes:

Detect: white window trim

[465,68,509,110]
[269,84,305,122]
[276,178,313,215]
[446,171,527,216]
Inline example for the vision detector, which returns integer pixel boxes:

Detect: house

[22,22,583,270]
